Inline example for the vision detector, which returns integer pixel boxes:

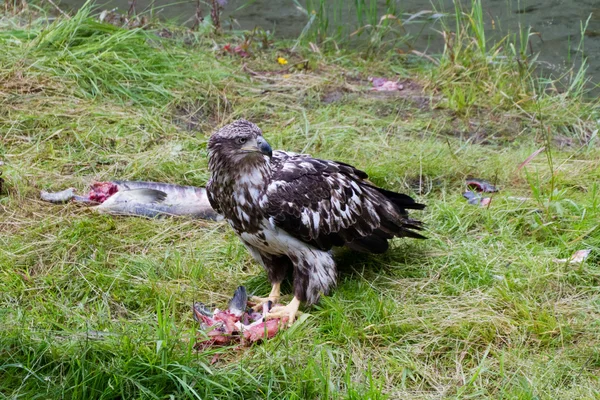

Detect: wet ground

[61,0,600,85]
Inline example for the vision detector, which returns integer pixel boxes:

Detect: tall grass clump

[1,3,230,105]
[350,0,409,56]
[293,0,409,53]
[293,0,339,44]
[430,0,599,134]
[431,0,534,114]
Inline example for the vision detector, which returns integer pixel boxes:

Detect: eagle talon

[250,282,281,312]
[250,296,278,312]
[266,297,301,326]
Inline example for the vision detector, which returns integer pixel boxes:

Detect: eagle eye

[236,137,247,145]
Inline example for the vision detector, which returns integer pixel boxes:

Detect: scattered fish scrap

[463,191,492,207]
[223,43,250,58]
[369,77,404,92]
[554,249,591,265]
[463,177,497,207]
[41,180,220,220]
[193,286,288,349]
[466,178,499,193]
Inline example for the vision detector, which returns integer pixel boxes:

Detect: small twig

[127,0,137,17]
[46,0,70,18]
[191,0,204,31]
[210,0,222,32]
[528,37,534,56]
[241,64,260,76]
[411,50,440,66]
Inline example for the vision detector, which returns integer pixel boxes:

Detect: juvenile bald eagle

[207,120,425,323]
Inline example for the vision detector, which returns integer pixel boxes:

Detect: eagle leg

[266,296,301,326]
[250,282,281,311]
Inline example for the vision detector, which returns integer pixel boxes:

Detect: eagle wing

[206,178,221,214]
[265,151,425,253]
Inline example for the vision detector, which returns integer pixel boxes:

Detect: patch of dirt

[341,76,436,109]
[313,78,437,115]
[365,79,435,109]
[0,74,59,96]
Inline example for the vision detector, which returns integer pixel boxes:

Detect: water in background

[60,0,600,86]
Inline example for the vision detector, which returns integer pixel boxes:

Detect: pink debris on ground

[195,309,242,346]
[222,43,250,58]
[555,249,591,265]
[233,45,250,58]
[569,249,591,263]
[241,318,284,342]
[463,191,492,207]
[463,178,498,207]
[88,182,119,203]
[370,77,404,91]
[193,286,288,349]
[479,197,492,207]
[466,178,499,193]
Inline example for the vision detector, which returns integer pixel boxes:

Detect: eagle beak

[240,137,273,158]
[257,137,273,158]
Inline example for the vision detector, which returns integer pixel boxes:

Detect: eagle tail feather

[372,186,426,211]
[399,229,427,240]
[379,217,426,240]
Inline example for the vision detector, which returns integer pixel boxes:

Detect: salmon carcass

[41,180,220,220]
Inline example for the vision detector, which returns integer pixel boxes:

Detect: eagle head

[208,120,273,166]
[207,119,273,229]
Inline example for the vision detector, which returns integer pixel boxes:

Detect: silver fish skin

[97,181,221,220]
[40,188,76,203]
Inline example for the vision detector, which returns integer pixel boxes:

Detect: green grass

[2,3,600,399]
